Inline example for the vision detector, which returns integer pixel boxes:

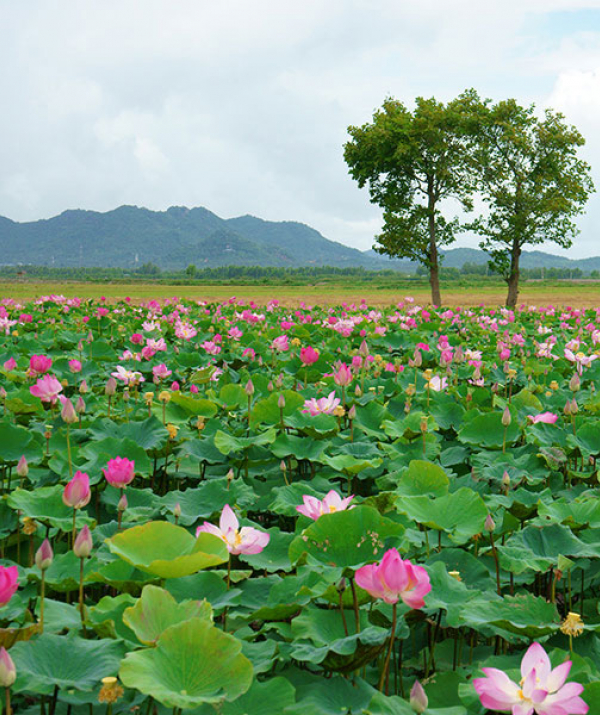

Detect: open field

[2,279,600,306]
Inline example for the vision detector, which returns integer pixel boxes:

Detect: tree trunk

[505,242,521,309]
[427,187,442,306]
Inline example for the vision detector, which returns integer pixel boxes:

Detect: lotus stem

[40,570,46,634]
[79,557,87,635]
[489,532,501,596]
[66,424,73,478]
[5,687,11,715]
[378,602,397,693]
[350,577,361,634]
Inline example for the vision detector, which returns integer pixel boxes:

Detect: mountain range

[1,205,599,273]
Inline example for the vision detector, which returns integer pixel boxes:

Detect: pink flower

[333,363,353,387]
[0,566,18,607]
[302,391,341,416]
[201,341,221,355]
[3,358,17,371]
[111,365,144,386]
[68,359,82,373]
[473,642,588,715]
[355,548,431,609]
[196,504,270,555]
[62,471,91,509]
[300,346,319,366]
[427,375,448,392]
[271,335,289,352]
[30,374,63,404]
[242,348,256,360]
[296,490,354,520]
[102,457,135,489]
[152,363,172,381]
[29,354,52,376]
[528,412,559,425]
[130,333,144,344]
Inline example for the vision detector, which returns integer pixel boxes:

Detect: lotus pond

[0,294,599,714]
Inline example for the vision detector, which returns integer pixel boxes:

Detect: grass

[2,280,600,307]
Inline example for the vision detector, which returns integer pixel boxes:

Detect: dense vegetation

[0,293,598,713]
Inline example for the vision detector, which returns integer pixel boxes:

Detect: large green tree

[343,95,477,305]
[464,96,594,308]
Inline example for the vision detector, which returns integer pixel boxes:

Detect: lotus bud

[173,503,181,520]
[564,400,572,416]
[35,538,53,571]
[245,379,254,396]
[359,340,369,357]
[485,514,495,532]
[280,460,287,473]
[117,493,128,513]
[420,417,428,434]
[105,377,117,396]
[0,647,16,687]
[276,374,284,389]
[73,525,93,558]
[267,380,274,391]
[354,385,362,397]
[16,455,28,478]
[336,577,346,593]
[413,349,422,367]
[501,406,511,427]
[278,394,285,409]
[348,404,356,420]
[569,373,580,392]
[79,379,89,394]
[226,468,235,485]
[570,398,578,415]
[410,680,428,714]
[61,398,78,424]
[75,396,86,414]
[502,471,510,488]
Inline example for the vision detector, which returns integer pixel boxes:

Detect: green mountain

[1,205,598,272]
[0,205,382,270]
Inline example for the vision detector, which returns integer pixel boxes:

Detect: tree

[343,94,477,305]
[464,97,594,308]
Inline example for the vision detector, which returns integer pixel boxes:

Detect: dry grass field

[2,280,600,307]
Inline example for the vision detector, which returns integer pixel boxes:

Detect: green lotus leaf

[394,460,450,497]
[249,390,305,427]
[7,485,95,532]
[0,421,43,462]
[394,488,487,544]
[88,593,139,644]
[11,634,124,695]
[106,521,228,577]
[214,427,277,454]
[289,505,405,568]
[89,416,169,450]
[192,677,296,715]
[169,393,218,418]
[119,617,253,708]
[458,409,520,449]
[123,585,212,645]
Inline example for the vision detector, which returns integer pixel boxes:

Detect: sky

[1,0,600,257]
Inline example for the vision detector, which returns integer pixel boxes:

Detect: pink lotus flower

[201,341,221,355]
[3,358,17,371]
[196,504,270,555]
[355,548,431,609]
[296,490,354,520]
[29,374,63,404]
[271,335,289,352]
[528,412,559,425]
[302,391,341,416]
[65,361,81,376]
[0,566,18,607]
[333,363,353,387]
[111,365,144,386]
[152,363,172,381]
[62,471,91,509]
[300,346,319,366]
[564,349,598,375]
[427,375,448,392]
[473,641,588,715]
[29,354,52,376]
[102,457,135,489]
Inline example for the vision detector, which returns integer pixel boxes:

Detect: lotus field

[1,294,600,714]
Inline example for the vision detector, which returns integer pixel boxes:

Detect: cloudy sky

[1,0,600,257]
